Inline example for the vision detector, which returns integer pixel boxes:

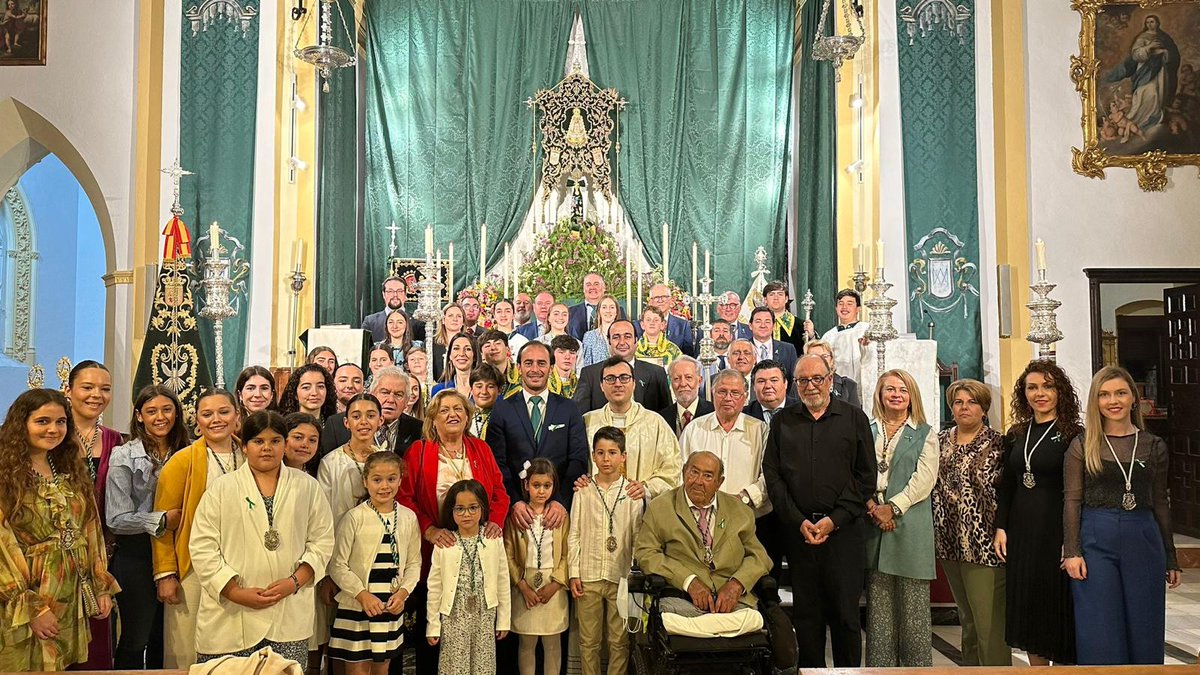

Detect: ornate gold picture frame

[0,0,46,66]
[1071,0,1200,191]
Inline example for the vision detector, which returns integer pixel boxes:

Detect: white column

[246,6,279,368]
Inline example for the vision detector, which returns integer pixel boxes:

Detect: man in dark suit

[320,366,422,456]
[748,307,798,380]
[716,291,754,341]
[567,272,607,340]
[362,276,425,344]
[658,356,713,436]
[574,320,672,414]
[743,359,799,425]
[487,341,590,527]
[514,290,555,340]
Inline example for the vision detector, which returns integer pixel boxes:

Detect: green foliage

[518,218,631,302]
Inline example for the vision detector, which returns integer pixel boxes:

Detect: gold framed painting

[0,0,45,66]
[1071,0,1200,191]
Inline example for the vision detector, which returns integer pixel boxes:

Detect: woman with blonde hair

[931,379,1008,666]
[1063,366,1179,664]
[864,368,938,667]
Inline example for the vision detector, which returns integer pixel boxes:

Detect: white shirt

[820,321,870,384]
[679,412,771,517]
[752,339,773,361]
[523,388,550,418]
[567,476,645,584]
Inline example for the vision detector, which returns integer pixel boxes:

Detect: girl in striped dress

[328,452,420,673]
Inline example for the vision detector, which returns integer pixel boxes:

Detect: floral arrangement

[518,218,632,302]
[457,281,504,329]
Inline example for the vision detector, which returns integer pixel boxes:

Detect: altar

[858,337,942,430]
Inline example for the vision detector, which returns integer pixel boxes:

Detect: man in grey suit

[802,339,861,409]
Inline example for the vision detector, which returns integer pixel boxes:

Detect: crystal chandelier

[294,0,356,93]
[812,0,867,82]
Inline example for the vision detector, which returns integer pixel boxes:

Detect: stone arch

[0,186,38,362]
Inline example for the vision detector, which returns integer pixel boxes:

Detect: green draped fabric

[581,0,794,295]
[792,0,838,332]
[360,0,573,306]
[179,12,258,386]
[895,1,982,380]
[316,0,361,326]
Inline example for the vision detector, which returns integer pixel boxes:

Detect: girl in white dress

[504,458,569,675]
[327,452,421,674]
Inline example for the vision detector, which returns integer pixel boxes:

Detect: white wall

[1024,2,1200,396]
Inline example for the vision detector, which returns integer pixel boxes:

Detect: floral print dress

[0,476,118,671]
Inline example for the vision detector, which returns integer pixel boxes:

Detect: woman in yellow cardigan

[151,389,241,668]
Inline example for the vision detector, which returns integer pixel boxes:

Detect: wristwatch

[740,493,752,506]
[888,502,902,518]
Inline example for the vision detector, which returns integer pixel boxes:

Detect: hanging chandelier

[294,0,356,93]
[812,0,867,82]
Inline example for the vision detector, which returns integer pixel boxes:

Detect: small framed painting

[0,0,46,66]
[1071,0,1200,191]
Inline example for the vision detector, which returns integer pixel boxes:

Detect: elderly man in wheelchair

[629,451,798,674]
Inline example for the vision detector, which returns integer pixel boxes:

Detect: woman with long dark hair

[0,389,118,670]
[279,364,338,423]
[431,334,480,397]
[994,360,1083,665]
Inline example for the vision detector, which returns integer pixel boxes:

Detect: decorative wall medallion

[908,227,979,317]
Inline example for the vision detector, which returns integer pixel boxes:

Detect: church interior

[1,0,1200,671]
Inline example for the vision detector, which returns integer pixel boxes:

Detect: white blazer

[329,501,421,610]
[426,535,511,637]
[190,465,334,655]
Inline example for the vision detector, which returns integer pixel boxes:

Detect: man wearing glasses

[763,354,875,668]
[638,283,694,356]
[573,319,672,414]
[363,276,423,343]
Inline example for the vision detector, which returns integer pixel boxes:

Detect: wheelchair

[626,565,798,675]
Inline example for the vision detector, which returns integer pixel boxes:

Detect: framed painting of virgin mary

[1071,0,1200,191]
[0,0,46,66]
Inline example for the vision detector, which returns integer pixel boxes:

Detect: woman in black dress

[993,360,1082,665]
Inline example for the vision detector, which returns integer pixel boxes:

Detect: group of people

[0,274,1182,674]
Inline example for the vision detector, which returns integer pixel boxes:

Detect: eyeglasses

[713,389,745,399]
[383,289,405,296]
[649,295,671,301]
[602,374,634,384]
[453,504,481,515]
[796,375,829,388]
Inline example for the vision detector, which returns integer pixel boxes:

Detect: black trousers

[111,534,164,669]
[786,519,864,667]
[756,512,788,584]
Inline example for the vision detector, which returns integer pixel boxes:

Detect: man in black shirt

[764,353,875,667]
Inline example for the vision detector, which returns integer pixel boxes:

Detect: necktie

[681,409,693,432]
[758,343,768,361]
[764,408,779,425]
[718,355,727,370]
[587,304,597,329]
[530,396,544,443]
[691,505,713,549]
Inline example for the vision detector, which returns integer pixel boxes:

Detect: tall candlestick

[1035,238,1047,272]
[448,243,455,295]
[662,222,670,283]
[479,223,488,284]
[691,241,698,301]
[425,224,433,257]
[210,222,221,256]
[436,249,442,296]
[291,239,305,273]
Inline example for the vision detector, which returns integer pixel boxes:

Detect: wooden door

[1164,284,1200,537]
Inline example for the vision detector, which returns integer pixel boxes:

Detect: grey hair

[795,353,832,376]
[730,338,756,351]
[667,355,701,378]
[684,450,726,478]
[803,339,838,373]
[711,369,747,392]
[370,366,410,392]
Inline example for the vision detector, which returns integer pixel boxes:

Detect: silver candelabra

[198,237,238,389]
[864,268,899,374]
[801,288,816,341]
[694,276,718,400]
[1026,269,1064,361]
[412,254,445,391]
[851,269,870,295]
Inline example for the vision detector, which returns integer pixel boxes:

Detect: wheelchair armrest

[627,564,669,594]
[753,574,782,608]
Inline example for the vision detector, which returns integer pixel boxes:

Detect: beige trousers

[163,571,200,669]
[574,580,627,675]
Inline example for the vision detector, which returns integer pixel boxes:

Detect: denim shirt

[105,438,167,536]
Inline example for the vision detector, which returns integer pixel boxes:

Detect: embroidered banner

[895,0,982,381]
[179,0,259,385]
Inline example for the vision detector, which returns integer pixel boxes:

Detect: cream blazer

[426,535,512,637]
[329,501,421,610]
[189,465,334,655]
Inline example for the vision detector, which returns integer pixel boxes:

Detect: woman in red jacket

[398,389,509,675]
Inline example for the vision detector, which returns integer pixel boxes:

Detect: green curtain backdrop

[792,0,838,332]
[316,0,360,326]
[179,11,259,386]
[359,0,572,307]
[895,1,982,380]
[581,0,794,294]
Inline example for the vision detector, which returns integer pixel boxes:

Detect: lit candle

[425,224,434,257]
[209,222,220,256]
[1035,238,1047,272]
[691,241,698,301]
[448,243,455,295]
[479,223,488,284]
[291,239,305,273]
[662,222,670,283]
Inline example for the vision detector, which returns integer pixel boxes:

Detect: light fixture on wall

[294,0,356,93]
[291,0,308,22]
[812,0,867,82]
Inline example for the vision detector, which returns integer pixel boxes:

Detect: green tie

[530,395,544,444]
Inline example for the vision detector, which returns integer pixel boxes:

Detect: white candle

[1035,238,1047,272]
[436,249,443,294]
[504,242,511,297]
[875,239,884,273]
[291,239,305,273]
[705,248,711,283]
[853,245,862,273]
[637,244,644,317]
[425,224,433,257]
[625,233,633,315]
[479,223,488,284]
[662,222,670,283]
[209,222,220,256]
[691,241,698,300]
[448,243,455,294]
